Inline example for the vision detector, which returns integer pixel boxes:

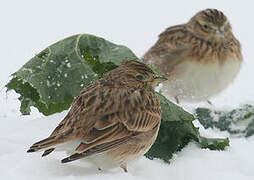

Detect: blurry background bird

[143,8,242,104]
[27,60,167,172]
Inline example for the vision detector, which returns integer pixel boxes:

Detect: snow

[66,63,71,68]
[1,0,254,179]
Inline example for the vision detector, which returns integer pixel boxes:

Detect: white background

[1,0,254,179]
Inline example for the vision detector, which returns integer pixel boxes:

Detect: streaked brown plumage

[143,9,242,103]
[27,60,167,172]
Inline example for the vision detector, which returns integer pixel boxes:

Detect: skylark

[27,60,167,172]
[143,9,242,103]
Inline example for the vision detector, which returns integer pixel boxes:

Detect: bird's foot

[120,163,128,173]
[207,100,213,105]
[175,96,180,104]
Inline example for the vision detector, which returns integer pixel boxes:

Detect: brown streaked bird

[27,60,167,172]
[143,8,242,104]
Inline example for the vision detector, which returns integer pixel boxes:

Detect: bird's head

[106,60,167,90]
[188,9,233,41]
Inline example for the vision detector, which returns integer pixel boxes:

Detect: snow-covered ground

[1,0,254,179]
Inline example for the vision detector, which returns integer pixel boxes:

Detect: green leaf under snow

[6,34,138,115]
[6,34,229,162]
[145,93,229,162]
[198,136,229,150]
[195,105,254,137]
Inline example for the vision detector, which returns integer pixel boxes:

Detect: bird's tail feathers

[27,129,76,154]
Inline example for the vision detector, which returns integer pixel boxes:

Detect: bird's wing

[28,82,101,153]
[28,80,161,159]
[143,25,192,75]
[61,88,161,163]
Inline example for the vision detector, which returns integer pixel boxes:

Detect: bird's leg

[207,100,213,105]
[120,163,128,173]
[175,96,180,104]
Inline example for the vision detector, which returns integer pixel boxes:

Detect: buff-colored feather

[27,60,167,172]
[143,9,242,103]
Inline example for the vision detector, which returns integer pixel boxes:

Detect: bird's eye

[203,24,209,29]
[136,74,145,80]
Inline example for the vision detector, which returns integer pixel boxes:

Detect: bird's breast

[162,57,242,102]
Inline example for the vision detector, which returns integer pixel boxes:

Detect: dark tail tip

[42,148,55,157]
[27,148,35,153]
[61,153,83,163]
[61,157,71,163]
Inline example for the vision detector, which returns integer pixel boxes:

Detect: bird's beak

[152,75,168,87]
